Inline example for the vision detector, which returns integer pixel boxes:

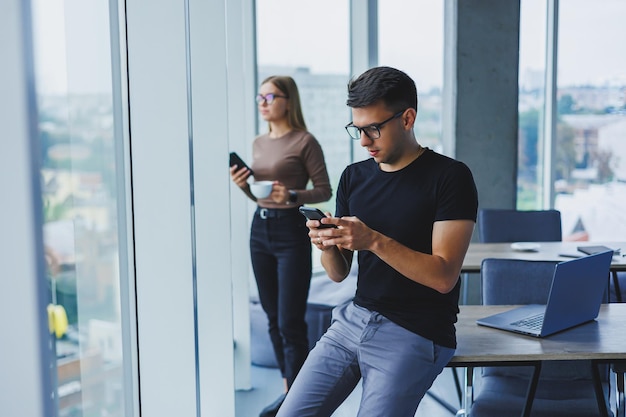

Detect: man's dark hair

[346,66,418,113]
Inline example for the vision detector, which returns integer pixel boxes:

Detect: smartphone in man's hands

[229,152,254,176]
[299,206,337,229]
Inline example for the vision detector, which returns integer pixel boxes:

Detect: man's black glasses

[256,93,288,105]
[344,110,405,140]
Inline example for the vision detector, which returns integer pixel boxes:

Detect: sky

[520,0,626,87]
[31,0,626,95]
[32,0,112,95]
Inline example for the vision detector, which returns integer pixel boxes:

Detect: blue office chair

[477,209,562,243]
[470,258,614,417]
[610,272,626,303]
[609,273,626,416]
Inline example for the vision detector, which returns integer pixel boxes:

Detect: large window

[32,0,134,415]
[519,0,626,240]
[518,0,547,210]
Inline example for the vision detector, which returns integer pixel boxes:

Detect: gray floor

[235,364,463,417]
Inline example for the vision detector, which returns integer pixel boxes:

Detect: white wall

[126,0,248,414]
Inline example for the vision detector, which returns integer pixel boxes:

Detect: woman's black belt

[256,206,300,219]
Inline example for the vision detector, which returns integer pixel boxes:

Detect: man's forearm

[321,246,352,282]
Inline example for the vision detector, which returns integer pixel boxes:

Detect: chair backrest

[477,209,562,243]
[480,258,607,381]
[481,258,557,305]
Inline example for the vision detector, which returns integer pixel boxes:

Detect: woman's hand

[271,181,290,204]
[230,165,252,188]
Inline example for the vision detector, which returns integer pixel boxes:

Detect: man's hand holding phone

[299,206,337,229]
[300,206,378,254]
[299,206,337,250]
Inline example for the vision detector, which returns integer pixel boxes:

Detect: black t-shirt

[336,149,478,348]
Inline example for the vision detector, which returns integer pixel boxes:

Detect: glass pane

[255,0,350,265]
[32,0,133,415]
[555,0,626,240]
[518,0,547,210]
[379,0,444,153]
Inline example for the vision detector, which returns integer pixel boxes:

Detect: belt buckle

[259,208,268,219]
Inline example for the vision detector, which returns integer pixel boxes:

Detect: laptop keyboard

[510,313,544,330]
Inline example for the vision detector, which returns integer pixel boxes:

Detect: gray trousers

[277,301,455,417]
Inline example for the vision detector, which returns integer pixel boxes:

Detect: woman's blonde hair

[261,75,307,131]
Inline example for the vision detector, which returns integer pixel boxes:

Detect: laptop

[476,250,614,337]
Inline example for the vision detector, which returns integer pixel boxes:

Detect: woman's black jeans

[250,207,312,388]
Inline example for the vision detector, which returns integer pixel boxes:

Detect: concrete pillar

[455,0,521,211]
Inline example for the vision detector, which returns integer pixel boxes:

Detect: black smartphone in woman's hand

[229,152,253,176]
[299,206,337,228]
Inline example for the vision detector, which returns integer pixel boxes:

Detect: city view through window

[519,0,626,241]
[32,0,128,415]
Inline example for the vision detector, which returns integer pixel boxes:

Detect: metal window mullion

[442,0,457,158]
[107,0,141,414]
[542,0,558,209]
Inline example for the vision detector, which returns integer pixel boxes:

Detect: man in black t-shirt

[277,66,478,417]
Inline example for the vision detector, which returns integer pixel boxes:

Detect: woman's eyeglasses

[256,93,288,105]
[344,110,405,140]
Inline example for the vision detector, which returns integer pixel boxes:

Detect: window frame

[0,0,55,414]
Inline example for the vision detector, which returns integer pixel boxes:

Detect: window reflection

[32,0,130,415]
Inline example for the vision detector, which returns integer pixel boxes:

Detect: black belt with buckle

[256,207,300,219]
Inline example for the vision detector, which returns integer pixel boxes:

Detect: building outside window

[32,0,133,415]
[553,0,626,241]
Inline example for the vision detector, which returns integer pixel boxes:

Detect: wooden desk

[450,304,626,417]
[462,241,626,273]
[454,304,626,363]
